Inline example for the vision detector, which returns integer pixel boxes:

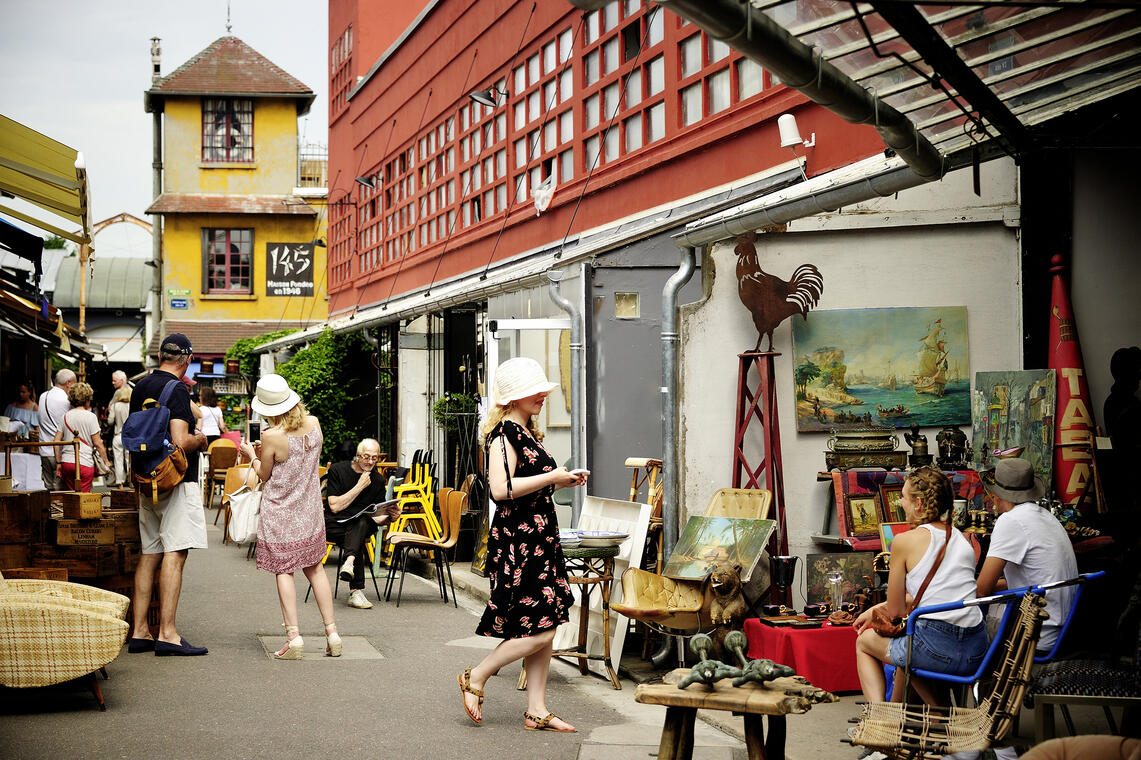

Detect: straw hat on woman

[239,374,341,659]
[458,357,588,732]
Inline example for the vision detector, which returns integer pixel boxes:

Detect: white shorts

[139,481,208,554]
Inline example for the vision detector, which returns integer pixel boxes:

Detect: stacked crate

[0,489,51,574]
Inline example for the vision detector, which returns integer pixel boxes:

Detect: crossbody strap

[497,424,514,504]
[64,413,93,449]
[909,520,954,612]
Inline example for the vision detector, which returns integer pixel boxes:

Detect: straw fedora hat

[251,374,301,417]
[985,458,1046,503]
[493,357,558,406]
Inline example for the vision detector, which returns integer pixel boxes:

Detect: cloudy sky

[1,0,328,257]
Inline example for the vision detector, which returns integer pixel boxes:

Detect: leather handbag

[869,520,954,637]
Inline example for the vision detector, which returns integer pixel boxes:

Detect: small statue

[708,563,748,625]
[677,634,742,689]
[937,425,969,468]
[732,657,797,688]
[905,424,933,467]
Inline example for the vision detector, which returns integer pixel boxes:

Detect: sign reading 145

[266,243,314,297]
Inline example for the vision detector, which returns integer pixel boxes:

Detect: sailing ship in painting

[914,319,950,397]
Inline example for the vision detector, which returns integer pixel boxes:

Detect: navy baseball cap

[161,333,193,356]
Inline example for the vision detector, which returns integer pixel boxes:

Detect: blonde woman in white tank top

[853,466,988,706]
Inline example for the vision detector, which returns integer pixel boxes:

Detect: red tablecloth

[743,618,861,693]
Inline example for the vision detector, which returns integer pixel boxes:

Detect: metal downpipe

[661,246,697,562]
[150,109,163,354]
[548,266,586,525]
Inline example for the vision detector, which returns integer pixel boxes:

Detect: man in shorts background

[38,368,75,490]
[127,333,210,656]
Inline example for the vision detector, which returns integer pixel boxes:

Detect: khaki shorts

[139,481,208,554]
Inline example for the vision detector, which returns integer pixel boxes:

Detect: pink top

[255,426,326,575]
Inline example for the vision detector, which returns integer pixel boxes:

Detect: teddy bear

[708,562,748,625]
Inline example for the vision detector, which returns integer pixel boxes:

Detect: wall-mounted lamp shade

[355,175,376,189]
[777,114,803,148]
[469,87,501,108]
[309,238,327,248]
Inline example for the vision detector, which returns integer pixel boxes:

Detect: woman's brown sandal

[523,711,577,733]
[458,667,484,725]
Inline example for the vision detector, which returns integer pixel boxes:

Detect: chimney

[150,37,162,85]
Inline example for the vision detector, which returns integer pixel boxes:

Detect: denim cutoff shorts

[889,618,988,675]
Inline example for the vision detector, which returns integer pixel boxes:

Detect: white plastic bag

[227,482,262,544]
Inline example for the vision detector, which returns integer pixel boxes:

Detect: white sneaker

[338,555,355,582]
[347,589,373,609]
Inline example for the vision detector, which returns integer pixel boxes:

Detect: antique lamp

[770,555,798,606]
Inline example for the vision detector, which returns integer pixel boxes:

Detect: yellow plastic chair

[388,461,442,542]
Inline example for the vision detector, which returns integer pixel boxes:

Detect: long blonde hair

[480,403,544,446]
[266,402,309,433]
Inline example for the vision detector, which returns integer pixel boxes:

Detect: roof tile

[152,36,313,99]
[146,194,316,215]
[150,320,317,357]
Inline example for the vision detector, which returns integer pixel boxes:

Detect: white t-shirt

[987,502,1078,650]
[58,408,102,468]
[38,386,72,457]
[200,405,224,437]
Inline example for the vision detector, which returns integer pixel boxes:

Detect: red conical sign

[1048,254,1099,512]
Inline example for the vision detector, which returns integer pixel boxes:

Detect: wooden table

[635,668,826,760]
[743,619,861,693]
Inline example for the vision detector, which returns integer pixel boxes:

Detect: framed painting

[662,516,777,582]
[878,483,906,522]
[844,495,881,538]
[791,306,971,432]
[806,552,876,605]
[971,370,1055,487]
[878,522,916,553]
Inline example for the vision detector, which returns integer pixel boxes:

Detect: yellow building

[144,35,327,361]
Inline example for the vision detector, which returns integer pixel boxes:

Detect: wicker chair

[848,590,1049,759]
[0,571,130,710]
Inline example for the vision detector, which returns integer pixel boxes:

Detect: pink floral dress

[476,420,573,639]
[256,426,326,574]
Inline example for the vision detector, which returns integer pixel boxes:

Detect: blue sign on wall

[170,298,189,310]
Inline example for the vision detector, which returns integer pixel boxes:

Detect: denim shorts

[888,618,989,675]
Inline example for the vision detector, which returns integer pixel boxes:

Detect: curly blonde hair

[67,382,94,407]
[266,401,309,433]
[479,403,544,446]
[905,465,953,524]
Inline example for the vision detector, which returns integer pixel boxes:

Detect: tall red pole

[1047,254,1100,512]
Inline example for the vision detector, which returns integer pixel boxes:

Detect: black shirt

[325,460,387,517]
[129,370,199,482]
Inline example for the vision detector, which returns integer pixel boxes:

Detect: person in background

[238,374,340,660]
[853,466,987,710]
[458,357,588,733]
[108,385,132,487]
[54,381,111,493]
[3,381,39,439]
[38,368,75,490]
[325,438,400,609]
[977,458,1078,653]
[197,386,228,446]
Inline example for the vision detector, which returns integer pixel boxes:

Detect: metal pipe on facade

[547,266,586,525]
[569,0,944,181]
[660,245,696,561]
[150,109,163,353]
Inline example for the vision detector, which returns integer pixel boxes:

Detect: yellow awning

[0,114,92,246]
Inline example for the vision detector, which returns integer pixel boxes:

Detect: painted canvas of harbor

[791,307,971,432]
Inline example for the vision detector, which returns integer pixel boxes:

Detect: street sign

[170,298,189,310]
[167,288,191,297]
[266,242,314,297]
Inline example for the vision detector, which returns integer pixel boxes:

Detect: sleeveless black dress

[476,420,573,639]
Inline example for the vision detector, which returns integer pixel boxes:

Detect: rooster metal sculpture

[735,233,824,352]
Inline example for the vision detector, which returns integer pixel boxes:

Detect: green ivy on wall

[225,329,298,377]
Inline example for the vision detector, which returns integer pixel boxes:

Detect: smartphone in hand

[569,468,590,476]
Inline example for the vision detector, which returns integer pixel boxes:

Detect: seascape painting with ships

[791,307,971,432]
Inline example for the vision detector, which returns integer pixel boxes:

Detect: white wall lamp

[777,113,815,181]
[469,86,506,109]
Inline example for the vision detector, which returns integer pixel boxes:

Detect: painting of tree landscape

[791,307,971,432]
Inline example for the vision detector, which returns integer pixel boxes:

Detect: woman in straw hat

[239,374,341,659]
[458,357,588,732]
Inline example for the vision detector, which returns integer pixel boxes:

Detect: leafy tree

[225,329,298,376]
[793,359,821,398]
[42,235,68,250]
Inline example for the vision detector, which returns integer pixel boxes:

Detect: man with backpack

[125,334,210,656]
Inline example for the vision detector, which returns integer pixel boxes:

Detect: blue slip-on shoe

[127,637,155,653]
[154,637,208,656]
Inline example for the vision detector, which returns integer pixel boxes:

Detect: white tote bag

[227,480,262,544]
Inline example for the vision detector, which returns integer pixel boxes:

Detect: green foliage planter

[432,393,478,433]
[225,329,298,377]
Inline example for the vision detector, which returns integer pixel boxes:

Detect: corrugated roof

[146,36,315,115]
[146,194,317,215]
[52,255,150,309]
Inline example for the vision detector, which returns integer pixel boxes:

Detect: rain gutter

[660,246,697,560]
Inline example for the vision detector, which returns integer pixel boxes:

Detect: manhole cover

[256,634,384,660]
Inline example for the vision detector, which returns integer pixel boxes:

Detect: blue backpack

[122,380,188,497]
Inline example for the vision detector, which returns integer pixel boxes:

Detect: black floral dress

[476,420,573,639]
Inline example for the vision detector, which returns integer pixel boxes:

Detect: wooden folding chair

[205,439,238,518]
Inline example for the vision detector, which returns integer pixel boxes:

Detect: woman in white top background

[198,386,228,445]
[53,381,111,493]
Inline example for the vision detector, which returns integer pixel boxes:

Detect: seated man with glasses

[324,438,397,609]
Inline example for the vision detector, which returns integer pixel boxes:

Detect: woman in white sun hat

[239,374,341,659]
[457,357,588,733]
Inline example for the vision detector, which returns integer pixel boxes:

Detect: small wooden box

[0,491,37,542]
[2,567,69,581]
[0,543,31,569]
[61,492,104,519]
[109,487,140,508]
[30,543,118,577]
[56,519,117,546]
[118,543,142,573]
[101,509,141,542]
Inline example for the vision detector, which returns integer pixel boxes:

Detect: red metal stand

[732,352,789,558]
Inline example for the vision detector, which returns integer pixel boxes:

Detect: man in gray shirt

[38,368,75,490]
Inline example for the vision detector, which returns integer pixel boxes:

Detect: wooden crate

[109,487,140,509]
[60,492,104,519]
[0,491,38,542]
[1,567,69,581]
[118,543,142,573]
[30,543,118,577]
[0,543,30,569]
[56,519,116,546]
[101,509,141,542]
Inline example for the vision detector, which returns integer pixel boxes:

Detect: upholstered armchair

[0,571,130,709]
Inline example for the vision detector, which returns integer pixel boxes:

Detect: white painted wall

[678,158,1023,607]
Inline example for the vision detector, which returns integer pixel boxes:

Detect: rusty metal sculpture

[735,232,824,352]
